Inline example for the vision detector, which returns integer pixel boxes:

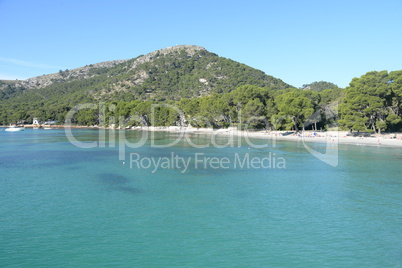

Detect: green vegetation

[302,81,339,92]
[0,46,401,133]
[339,70,402,133]
[58,84,343,131]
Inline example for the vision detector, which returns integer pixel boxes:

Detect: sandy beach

[130,126,402,148]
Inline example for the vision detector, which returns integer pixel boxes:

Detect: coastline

[2,124,402,148]
[125,126,402,148]
[148,127,402,147]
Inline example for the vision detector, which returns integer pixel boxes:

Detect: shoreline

[2,125,402,148]
[155,127,402,148]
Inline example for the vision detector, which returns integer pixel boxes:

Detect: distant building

[33,118,41,125]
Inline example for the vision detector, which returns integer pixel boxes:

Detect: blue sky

[0,0,401,88]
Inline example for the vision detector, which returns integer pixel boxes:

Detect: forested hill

[0,45,291,103]
[1,45,401,134]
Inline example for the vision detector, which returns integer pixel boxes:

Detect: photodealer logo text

[129,152,286,173]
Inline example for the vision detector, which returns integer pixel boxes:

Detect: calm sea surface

[1,129,401,267]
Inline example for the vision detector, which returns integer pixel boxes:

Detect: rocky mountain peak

[128,45,206,70]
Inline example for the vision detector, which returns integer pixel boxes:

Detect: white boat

[5,125,25,132]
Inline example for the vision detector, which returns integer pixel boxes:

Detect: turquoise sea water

[1,128,401,267]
